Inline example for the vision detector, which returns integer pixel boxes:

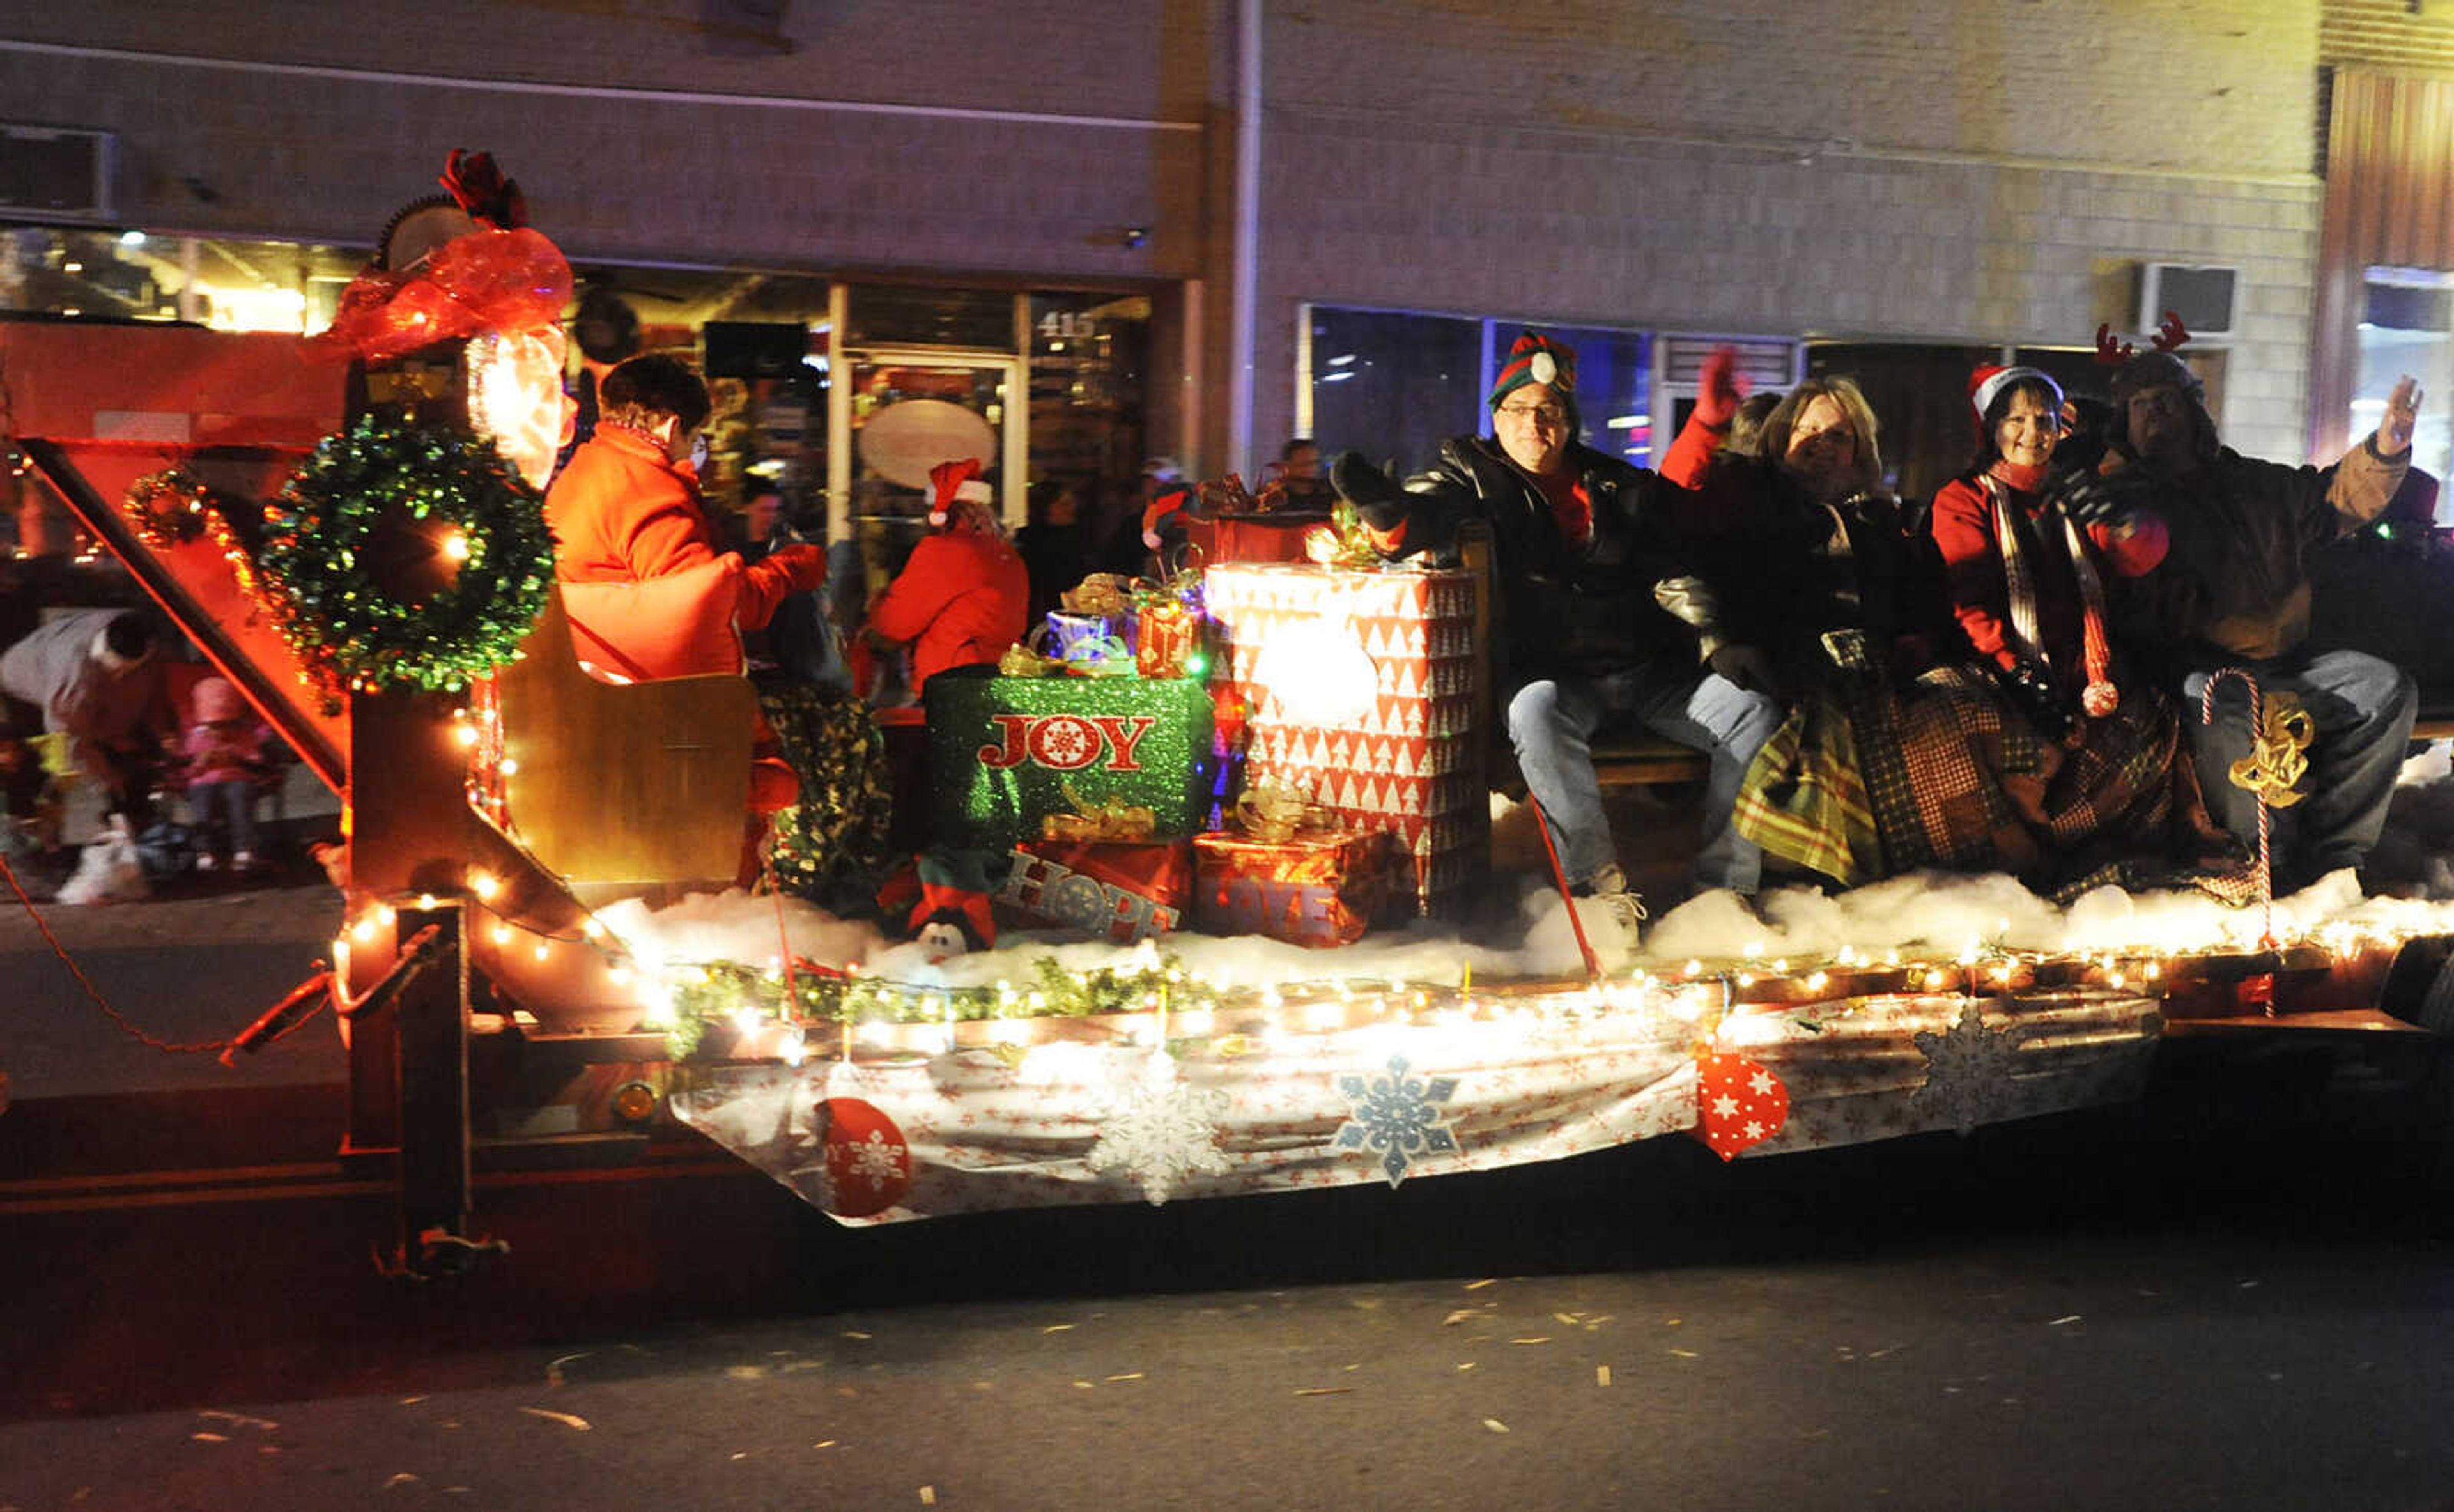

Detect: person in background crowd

[865,458,1030,698]
[544,353,828,681]
[1015,480,1090,628]
[1277,436,1336,509]
[1331,330,1747,945]
[1924,364,2232,892]
[553,284,644,477]
[2101,344,2421,893]
[0,608,174,827]
[181,674,274,874]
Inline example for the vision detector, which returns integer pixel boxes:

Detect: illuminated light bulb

[1683,960,1703,977]
[1307,999,1347,1031]
[416,893,437,911]
[2144,962,2162,980]
[440,529,470,562]
[454,723,481,748]
[351,916,379,944]
[1805,971,1830,992]
[1743,939,1764,960]
[1177,1008,1214,1037]
[499,757,520,776]
[534,942,550,961]
[1771,958,1789,974]
[2108,969,2126,989]
[376,905,397,927]
[1735,973,1756,988]
[491,922,513,945]
[467,868,499,900]
[1924,969,1948,989]
[1885,950,1901,967]
[582,918,605,941]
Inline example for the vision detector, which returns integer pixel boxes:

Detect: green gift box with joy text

[923,674,1216,852]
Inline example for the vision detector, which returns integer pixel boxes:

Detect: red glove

[1694,346,1748,430]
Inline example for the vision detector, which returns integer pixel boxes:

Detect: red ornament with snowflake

[1692,1053,1789,1161]
[819,1097,913,1218]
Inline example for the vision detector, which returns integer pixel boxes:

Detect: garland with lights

[120,467,217,548]
[258,418,553,694]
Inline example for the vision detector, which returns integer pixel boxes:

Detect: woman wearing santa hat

[1925,364,2235,889]
[863,458,1030,697]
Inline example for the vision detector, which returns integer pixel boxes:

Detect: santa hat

[927,457,994,527]
[1488,332,1577,410]
[1969,364,2063,422]
[909,878,996,955]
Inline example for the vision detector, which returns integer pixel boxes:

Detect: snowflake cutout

[1085,1051,1232,1205]
[1334,1055,1462,1187]
[1038,718,1098,766]
[1911,1002,2021,1135]
[850,1127,906,1193]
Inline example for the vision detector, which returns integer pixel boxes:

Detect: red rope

[0,849,235,1055]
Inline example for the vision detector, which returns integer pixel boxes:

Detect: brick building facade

[1,1,2448,505]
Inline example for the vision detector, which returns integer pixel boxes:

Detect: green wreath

[259,417,554,694]
[121,467,215,548]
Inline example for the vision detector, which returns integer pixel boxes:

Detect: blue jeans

[1508,665,1784,894]
[192,778,260,860]
[2180,648,2415,886]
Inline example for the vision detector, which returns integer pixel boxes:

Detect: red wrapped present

[996,839,1191,944]
[1191,828,1407,948]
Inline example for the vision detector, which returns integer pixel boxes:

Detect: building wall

[1253,0,2329,469]
[0,1,1209,279]
[2324,0,2454,72]
[0,1,2342,474]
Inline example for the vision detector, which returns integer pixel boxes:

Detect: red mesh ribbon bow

[439,148,528,231]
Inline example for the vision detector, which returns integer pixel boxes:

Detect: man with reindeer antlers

[2088,315,2421,895]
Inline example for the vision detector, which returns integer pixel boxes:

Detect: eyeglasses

[1495,402,1567,427]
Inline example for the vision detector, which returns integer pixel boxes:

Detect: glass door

[828,348,1025,608]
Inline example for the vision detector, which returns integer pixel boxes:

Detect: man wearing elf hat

[1331,332,1781,945]
[2102,335,2421,893]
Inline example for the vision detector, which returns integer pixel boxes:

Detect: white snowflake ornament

[1911,1002,2021,1135]
[1085,1050,1231,1206]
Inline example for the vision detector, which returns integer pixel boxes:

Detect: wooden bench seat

[1589,707,2454,788]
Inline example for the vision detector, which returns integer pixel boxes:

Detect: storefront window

[0,226,358,331]
[1028,291,1149,573]
[2356,270,2453,516]
[1304,307,1483,478]
[844,283,1015,350]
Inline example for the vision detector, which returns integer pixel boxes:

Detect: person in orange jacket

[544,353,826,680]
[865,458,1030,698]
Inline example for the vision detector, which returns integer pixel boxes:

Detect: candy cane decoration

[2200,667,2283,948]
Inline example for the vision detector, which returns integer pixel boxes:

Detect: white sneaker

[195,852,219,872]
[1571,865,1648,969]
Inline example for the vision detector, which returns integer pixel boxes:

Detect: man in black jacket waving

[1334,332,1782,943]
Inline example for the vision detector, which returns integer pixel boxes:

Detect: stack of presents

[919,513,1491,950]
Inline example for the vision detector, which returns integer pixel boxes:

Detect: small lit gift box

[996,837,1192,945]
[923,672,1215,852]
[1202,561,1488,918]
[1191,826,1408,948]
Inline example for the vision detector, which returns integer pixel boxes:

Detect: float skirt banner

[996,838,1191,944]
[673,1007,1699,1225]
[1203,563,1488,917]
[924,674,1215,851]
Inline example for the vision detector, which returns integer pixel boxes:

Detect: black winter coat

[1395,436,1695,693]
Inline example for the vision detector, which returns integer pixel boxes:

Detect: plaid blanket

[1735,662,2237,899]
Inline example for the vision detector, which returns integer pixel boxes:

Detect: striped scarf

[1983,473,2119,719]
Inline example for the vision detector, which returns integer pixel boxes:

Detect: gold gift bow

[2226,695,2314,810]
[1042,778,1157,842]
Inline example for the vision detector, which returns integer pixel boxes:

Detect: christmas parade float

[12,155,2454,1274]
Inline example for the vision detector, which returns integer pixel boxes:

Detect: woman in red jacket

[1927,364,2232,891]
[865,459,1031,698]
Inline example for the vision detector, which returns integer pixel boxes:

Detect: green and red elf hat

[1488,332,1578,410]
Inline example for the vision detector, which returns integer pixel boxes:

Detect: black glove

[1329,450,1410,532]
[2046,467,2151,528]
[1998,658,2072,740]
[1708,644,1780,698]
